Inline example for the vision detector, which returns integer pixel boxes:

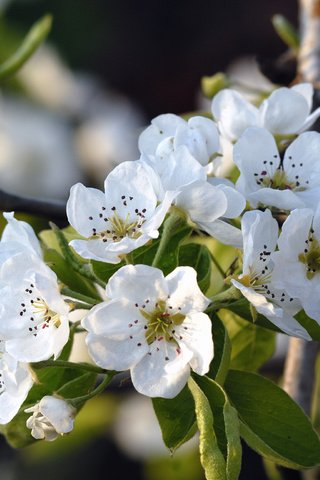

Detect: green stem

[206,286,241,312]
[68,371,117,407]
[208,251,225,278]
[0,15,53,80]
[125,252,135,264]
[61,287,99,305]
[50,222,106,289]
[32,359,107,374]
[66,300,93,311]
[152,211,186,268]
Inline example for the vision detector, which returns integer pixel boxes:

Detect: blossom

[0,253,70,362]
[141,143,245,247]
[25,395,75,441]
[212,83,320,142]
[0,340,33,425]
[138,113,220,167]
[233,127,320,211]
[272,207,320,322]
[231,210,310,339]
[67,161,176,263]
[82,265,213,398]
[0,211,42,265]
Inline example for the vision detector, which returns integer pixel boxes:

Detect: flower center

[20,283,61,336]
[139,299,185,345]
[298,231,320,279]
[255,168,305,191]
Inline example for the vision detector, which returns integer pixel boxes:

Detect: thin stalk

[152,212,186,268]
[68,371,117,407]
[61,287,99,305]
[32,359,107,374]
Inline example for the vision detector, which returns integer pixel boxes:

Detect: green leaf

[208,312,231,385]
[195,376,242,480]
[225,299,281,333]
[272,14,300,50]
[188,377,227,480]
[91,259,124,283]
[44,248,99,298]
[220,310,276,371]
[295,310,320,341]
[152,385,196,452]
[0,14,52,80]
[224,370,320,469]
[1,366,97,448]
[178,243,212,293]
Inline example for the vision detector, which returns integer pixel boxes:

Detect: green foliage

[220,310,276,371]
[195,375,242,480]
[0,14,52,80]
[272,14,299,50]
[178,243,212,293]
[152,385,196,452]
[208,312,231,385]
[225,370,320,469]
[0,366,97,448]
[188,377,227,480]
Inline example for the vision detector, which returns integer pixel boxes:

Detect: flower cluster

[0,81,320,453]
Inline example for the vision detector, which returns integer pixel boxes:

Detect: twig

[298,0,320,85]
[0,188,66,220]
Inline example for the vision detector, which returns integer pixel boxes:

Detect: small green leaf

[220,310,275,371]
[295,310,320,341]
[201,72,229,99]
[272,14,300,50]
[208,312,231,385]
[0,14,52,80]
[224,370,320,469]
[91,259,124,283]
[178,243,212,293]
[152,385,196,452]
[188,377,227,480]
[225,299,281,333]
[195,376,242,480]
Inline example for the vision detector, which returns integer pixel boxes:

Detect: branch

[283,338,319,416]
[0,188,67,221]
[298,0,320,85]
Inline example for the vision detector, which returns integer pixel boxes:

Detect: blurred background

[0,0,303,479]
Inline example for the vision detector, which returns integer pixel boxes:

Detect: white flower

[233,127,320,211]
[272,207,320,322]
[82,265,213,399]
[0,340,33,425]
[67,161,176,263]
[0,253,70,362]
[141,144,245,247]
[212,83,320,142]
[231,210,310,340]
[138,113,220,167]
[25,395,75,441]
[0,212,42,265]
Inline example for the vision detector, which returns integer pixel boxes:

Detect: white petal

[104,161,157,219]
[175,181,227,223]
[247,188,305,210]
[82,299,145,339]
[231,280,311,340]
[283,132,320,188]
[2,212,42,258]
[106,265,168,303]
[165,266,210,314]
[85,332,148,371]
[233,127,280,195]
[199,219,243,248]
[131,341,191,398]
[66,183,107,238]
[241,209,278,275]
[209,183,246,218]
[175,312,213,375]
[212,89,259,141]
[298,106,320,132]
[259,87,310,134]
[291,83,313,110]
[138,114,186,154]
[40,396,75,434]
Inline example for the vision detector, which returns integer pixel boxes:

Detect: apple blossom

[231,210,310,340]
[233,127,320,211]
[67,160,176,263]
[138,113,220,167]
[0,252,70,362]
[25,395,75,441]
[272,207,320,322]
[141,143,245,246]
[0,339,33,425]
[82,264,213,399]
[212,83,320,142]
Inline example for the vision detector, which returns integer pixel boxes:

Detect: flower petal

[283,132,320,188]
[138,114,185,154]
[198,219,243,248]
